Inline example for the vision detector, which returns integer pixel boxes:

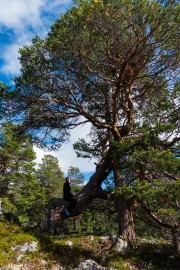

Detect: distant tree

[37,154,64,200]
[0,122,36,196]
[66,166,84,231]
[67,166,85,194]
[0,122,45,225]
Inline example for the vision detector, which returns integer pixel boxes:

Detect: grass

[0,218,179,270]
[0,219,37,265]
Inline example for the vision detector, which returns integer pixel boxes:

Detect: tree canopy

[2,0,179,149]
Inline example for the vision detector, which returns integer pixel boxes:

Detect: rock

[15,254,24,262]
[12,266,23,270]
[74,259,115,270]
[100,236,109,241]
[5,263,64,270]
[155,248,162,254]
[41,259,48,266]
[28,241,38,252]
[65,240,73,247]
[111,236,129,254]
[7,264,23,270]
[169,255,175,260]
[89,235,94,241]
[51,265,64,270]
[11,241,38,253]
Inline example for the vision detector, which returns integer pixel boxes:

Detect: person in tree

[63,177,77,217]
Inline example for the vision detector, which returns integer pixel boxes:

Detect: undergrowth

[0,219,179,270]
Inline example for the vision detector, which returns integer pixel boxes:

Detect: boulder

[111,236,129,254]
[89,235,94,241]
[6,265,23,270]
[74,259,115,270]
[65,240,73,247]
[11,241,38,253]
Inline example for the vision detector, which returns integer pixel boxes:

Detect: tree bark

[114,170,136,240]
[116,195,136,240]
[172,229,180,254]
[46,198,68,234]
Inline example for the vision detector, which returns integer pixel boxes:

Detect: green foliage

[37,154,64,199]
[112,119,180,243]
[1,0,178,148]
[118,179,180,225]
[0,123,46,226]
[2,175,46,225]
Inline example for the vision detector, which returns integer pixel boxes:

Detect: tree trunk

[116,195,135,240]
[46,198,68,234]
[46,150,114,234]
[172,229,180,254]
[114,170,136,240]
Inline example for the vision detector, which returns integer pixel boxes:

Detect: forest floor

[0,219,179,270]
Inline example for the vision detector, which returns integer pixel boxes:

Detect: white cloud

[43,0,73,13]
[0,0,45,30]
[0,0,73,32]
[0,43,21,76]
[0,32,35,76]
[0,0,74,77]
[34,122,96,175]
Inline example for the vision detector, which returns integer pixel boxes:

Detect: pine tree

[37,154,64,200]
[67,166,85,194]
[0,122,46,225]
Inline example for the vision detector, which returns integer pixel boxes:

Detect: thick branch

[72,150,114,215]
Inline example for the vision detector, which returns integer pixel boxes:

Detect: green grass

[0,219,179,270]
[0,219,37,265]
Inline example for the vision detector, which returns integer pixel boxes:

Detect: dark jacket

[63,182,74,201]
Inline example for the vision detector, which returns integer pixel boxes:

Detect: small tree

[37,154,64,200]
[67,166,85,231]
[67,166,85,194]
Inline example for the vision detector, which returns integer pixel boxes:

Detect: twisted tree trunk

[46,150,114,234]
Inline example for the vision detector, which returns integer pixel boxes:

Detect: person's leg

[63,208,70,217]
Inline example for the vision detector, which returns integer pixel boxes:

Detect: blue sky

[0,0,95,180]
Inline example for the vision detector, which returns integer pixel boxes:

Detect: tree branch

[138,199,178,230]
